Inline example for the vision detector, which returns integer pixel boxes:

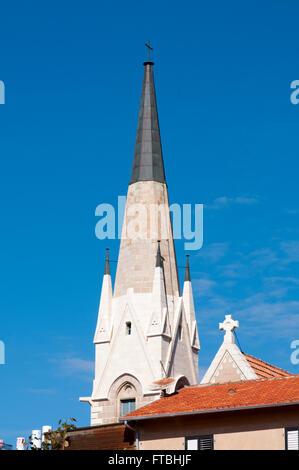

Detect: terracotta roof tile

[122,375,299,420]
[153,378,175,386]
[244,353,291,379]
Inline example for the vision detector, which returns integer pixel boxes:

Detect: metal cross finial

[219,314,239,344]
[145,40,153,62]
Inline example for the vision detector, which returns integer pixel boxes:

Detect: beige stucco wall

[138,405,299,450]
[139,429,284,450]
[140,437,184,450]
[214,428,284,450]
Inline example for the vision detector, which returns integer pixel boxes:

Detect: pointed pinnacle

[130,62,166,185]
[104,248,111,275]
[156,240,163,268]
[184,255,191,282]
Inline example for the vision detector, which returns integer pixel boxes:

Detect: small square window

[185,435,214,450]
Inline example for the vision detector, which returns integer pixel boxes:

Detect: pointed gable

[201,315,258,384]
[201,315,291,385]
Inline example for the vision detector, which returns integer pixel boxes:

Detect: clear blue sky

[0,0,298,447]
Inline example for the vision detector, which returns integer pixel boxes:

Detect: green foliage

[28,418,77,450]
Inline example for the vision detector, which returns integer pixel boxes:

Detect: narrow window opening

[178,324,182,341]
[126,322,132,335]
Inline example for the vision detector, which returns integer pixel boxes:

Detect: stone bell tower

[80,60,200,426]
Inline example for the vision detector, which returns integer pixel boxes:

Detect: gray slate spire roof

[184,255,191,282]
[130,62,166,185]
[104,248,111,275]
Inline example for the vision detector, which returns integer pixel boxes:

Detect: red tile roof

[244,353,291,379]
[122,375,299,420]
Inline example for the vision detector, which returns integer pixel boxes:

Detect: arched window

[108,374,142,419]
[118,383,136,417]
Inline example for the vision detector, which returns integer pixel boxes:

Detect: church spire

[93,249,113,345]
[104,248,111,275]
[130,61,166,185]
[114,60,180,299]
[183,255,200,351]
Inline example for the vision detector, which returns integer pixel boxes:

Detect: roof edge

[120,400,299,422]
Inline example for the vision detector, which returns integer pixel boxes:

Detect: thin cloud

[60,358,94,375]
[207,196,259,210]
[197,242,229,263]
[264,276,299,285]
[235,300,299,338]
[280,241,299,263]
[286,209,299,215]
[218,261,248,279]
[247,248,279,267]
[193,278,217,297]
[50,357,94,379]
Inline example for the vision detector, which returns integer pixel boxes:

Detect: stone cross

[219,314,239,344]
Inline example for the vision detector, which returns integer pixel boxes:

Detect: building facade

[121,375,299,450]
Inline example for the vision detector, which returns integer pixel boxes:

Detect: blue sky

[0,0,298,447]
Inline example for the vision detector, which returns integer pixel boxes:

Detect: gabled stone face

[81,61,200,426]
[201,315,258,385]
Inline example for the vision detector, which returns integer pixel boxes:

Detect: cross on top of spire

[145,40,153,62]
[130,45,165,185]
[219,314,239,344]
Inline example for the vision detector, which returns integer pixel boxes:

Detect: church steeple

[130,62,166,185]
[82,56,200,426]
[114,61,180,300]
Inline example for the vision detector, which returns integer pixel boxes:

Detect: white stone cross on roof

[219,314,239,344]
